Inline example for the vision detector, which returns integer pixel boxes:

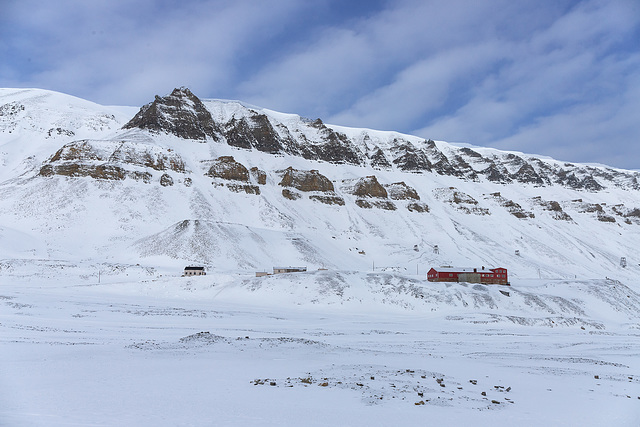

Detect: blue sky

[2,0,639,169]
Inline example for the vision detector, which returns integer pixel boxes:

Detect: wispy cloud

[1,0,639,168]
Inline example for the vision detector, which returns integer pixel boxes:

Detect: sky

[1,0,639,169]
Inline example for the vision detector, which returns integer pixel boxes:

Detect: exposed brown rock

[369,147,392,169]
[351,176,387,198]
[385,182,420,200]
[47,140,186,173]
[129,171,152,183]
[373,200,397,210]
[50,140,102,162]
[486,193,534,219]
[433,187,490,215]
[391,142,431,172]
[227,183,260,195]
[282,188,302,200]
[39,164,126,180]
[407,202,429,213]
[355,199,372,209]
[532,197,573,221]
[206,156,249,182]
[279,167,334,192]
[250,166,267,185]
[160,173,174,187]
[355,199,396,210]
[309,195,345,205]
[122,87,220,141]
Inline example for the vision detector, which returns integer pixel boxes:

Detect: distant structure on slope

[256,266,308,277]
[427,266,509,285]
[183,266,206,276]
[273,266,307,274]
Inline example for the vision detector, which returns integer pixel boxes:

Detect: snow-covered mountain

[1,87,639,281]
[3,87,640,426]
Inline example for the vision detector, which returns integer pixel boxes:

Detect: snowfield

[1,263,640,426]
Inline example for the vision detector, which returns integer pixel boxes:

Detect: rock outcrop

[348,176,388,199]
[250,167,267,185]
[531,197,573,221]
[206,156,249,182]
[433,187,490,215]
[122,87,220,141]
[486,192,534,219]
[385,182,420,200]
[223,114,286,153]
[39,140,185,181]
[278,167,334,192]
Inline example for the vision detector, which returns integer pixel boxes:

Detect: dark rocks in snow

[483,163,512,183]
[282,188,302,200]
[279,167,334,192]
[309,194,345,206]
[580,175,604,191]
[223,114,285,153]
[159,173,174,187]
[47,127,75,138]
[407,202,429,213]
[309,194,346,206]
[385,182,420,200]
[433,187,490,215]
[555,169,603,191]
[223,117,253,149]
[369,147,392,169]
[40,163,126,180]
[114,88,637,193]
[532,197,573,221]
[206,156,250,182]
[512,163,545,185]
[459,147,482,158]
[424,140,463,177]
[486,193,534,219]
[250,166,267,185]
[350,175,388,199]
[49,140,103,162]
[122,87,220,141]
[391,142,431,172]
[249,114,285,153]
[42,140,187,181]
[356,199,397,210]
[227,183,261,195]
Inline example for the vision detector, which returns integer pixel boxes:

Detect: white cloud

[2,0,639,168]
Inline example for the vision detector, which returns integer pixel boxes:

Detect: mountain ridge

[1,87,639,283]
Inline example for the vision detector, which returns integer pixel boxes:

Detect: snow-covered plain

[2,263,640,426]
[1,88,640,425]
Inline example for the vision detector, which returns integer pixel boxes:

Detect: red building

[427,266,509,285]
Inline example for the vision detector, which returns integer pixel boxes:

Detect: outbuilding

[183,266,206,276]
[273,267,307,274]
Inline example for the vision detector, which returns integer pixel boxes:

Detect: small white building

[183,266,206,276]
[273,266,307,274]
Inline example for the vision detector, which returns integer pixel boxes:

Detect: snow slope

[1,87,640,425]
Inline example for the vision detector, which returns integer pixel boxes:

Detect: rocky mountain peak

[122,87,220,141]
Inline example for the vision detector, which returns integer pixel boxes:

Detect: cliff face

[122,87,220,141]
[119,88,640,193]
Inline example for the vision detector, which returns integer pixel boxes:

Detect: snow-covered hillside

[1,87,639,281]
[1,87,640,425]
